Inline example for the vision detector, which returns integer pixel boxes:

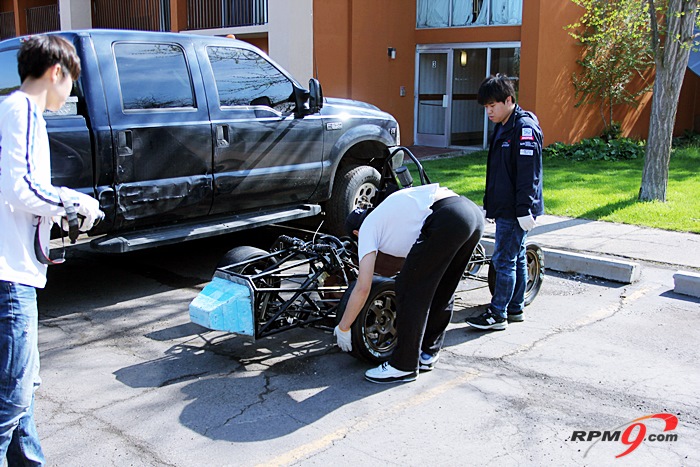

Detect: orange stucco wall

[314,0,700,146]
[314,0,416,145]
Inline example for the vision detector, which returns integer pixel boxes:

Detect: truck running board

[89,204,321,253]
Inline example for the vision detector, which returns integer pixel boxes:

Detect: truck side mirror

[308,78,323,114]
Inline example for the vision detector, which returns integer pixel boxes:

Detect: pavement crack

[218,374,274,429]
[500,283,656,360]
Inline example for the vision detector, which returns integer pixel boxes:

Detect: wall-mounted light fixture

[388,47,396,59]
[460,50,468,67]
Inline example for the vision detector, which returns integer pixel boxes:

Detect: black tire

[216,246,270,271]
[337,276,398,364]
[325,165,380,236]
[487,243,545,307]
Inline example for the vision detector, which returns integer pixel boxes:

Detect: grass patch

[413,148,700,234]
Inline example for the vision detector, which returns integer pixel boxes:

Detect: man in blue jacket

[465,74,543,331]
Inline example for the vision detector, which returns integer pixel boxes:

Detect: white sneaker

[419,352,440,371]
[365,362,418,384]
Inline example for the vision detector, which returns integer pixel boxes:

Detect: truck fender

[319,124,395,200]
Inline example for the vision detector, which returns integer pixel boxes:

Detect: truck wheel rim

[353,183,377,209]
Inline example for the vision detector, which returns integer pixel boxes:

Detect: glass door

[415,51,451,147]
[450,48,487,147]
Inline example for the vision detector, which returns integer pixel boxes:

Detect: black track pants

[388,196,484,372]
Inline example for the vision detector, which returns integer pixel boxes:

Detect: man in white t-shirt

[334,184,484,383]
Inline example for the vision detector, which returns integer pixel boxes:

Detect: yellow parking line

[257,370,480,467]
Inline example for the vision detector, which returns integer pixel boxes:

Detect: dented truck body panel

[0,29,399,251]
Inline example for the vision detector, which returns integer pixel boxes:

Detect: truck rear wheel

[326,165,380,236]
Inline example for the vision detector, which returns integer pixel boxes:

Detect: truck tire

[487,243,545,306]
[337,276,398,364]
[326,165,380,236]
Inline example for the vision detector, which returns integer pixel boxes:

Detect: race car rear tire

[487,243,544,307]
[216,246,270,271]
[325,165,380,237]
[337,276,398,364]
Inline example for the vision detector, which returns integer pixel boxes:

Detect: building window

[417,0,522,28]
[114,43,195,110]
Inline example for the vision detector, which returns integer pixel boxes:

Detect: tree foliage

[568,0,654,132]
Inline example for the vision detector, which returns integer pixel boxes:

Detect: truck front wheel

[326,165,380,236]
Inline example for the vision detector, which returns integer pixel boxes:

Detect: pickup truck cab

[0,29,400,252]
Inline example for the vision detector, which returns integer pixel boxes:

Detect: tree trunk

[640,0,697,202]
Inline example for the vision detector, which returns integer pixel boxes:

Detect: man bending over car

[335,184,484,383]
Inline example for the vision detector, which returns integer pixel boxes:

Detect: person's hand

[334,325,352,352]
[59,187,105,232]
[517,214,537,231]
[480,206,494,223]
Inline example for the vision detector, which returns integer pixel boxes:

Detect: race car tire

[487,243,545,307]
[216,246,271,271]
[337,276,398,364]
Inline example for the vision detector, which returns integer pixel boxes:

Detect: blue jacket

[483,105,544,220]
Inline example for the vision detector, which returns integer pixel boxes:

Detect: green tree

[568,0,654,135]
[640,0,699,202]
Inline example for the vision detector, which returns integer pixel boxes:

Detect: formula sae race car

[189,148,544,363]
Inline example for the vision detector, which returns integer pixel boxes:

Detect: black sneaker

[507,311,524,322]
[465,310,507,330]
[419,352,439,372]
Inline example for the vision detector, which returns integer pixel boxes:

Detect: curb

[673,271,700,298]
[479,239,640,284]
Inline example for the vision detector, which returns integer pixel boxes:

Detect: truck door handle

[117,130,133,156]
[216,124,230,148]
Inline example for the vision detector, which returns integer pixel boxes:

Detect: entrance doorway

[414,44,520,149]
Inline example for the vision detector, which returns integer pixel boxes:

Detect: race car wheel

[216,246,281,323]
[337,276,398,364]
[216,246,271,271]
[487,243,545,307]
[463,242,487,278]
[325,165,380,236]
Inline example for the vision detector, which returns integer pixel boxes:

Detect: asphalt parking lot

[35,227,699,466]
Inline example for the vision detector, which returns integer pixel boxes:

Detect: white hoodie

[0,91,67,288]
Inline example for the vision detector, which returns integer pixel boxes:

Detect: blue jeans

[0,281,45,466]
[490,218,528,319]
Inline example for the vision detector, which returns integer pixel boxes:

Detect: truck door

[198,45,323,214]
[94,36,213,229]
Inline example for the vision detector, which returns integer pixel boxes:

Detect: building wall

[315,0,700,146]
[313,0,416,146]
[59,0,90,30]
[268,0,313,84]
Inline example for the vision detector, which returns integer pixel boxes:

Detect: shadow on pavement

[113,327,395,442]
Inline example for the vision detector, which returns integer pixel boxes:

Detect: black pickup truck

[0,29,400,252]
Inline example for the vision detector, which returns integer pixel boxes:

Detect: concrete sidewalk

[482,215,700,297]
[406,145,700,296]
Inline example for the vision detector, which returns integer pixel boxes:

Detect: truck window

[207,46,295,114]
[0,49,21,97]
[114,43,195,110]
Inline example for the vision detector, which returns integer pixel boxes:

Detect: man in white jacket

[0,35,103,465]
